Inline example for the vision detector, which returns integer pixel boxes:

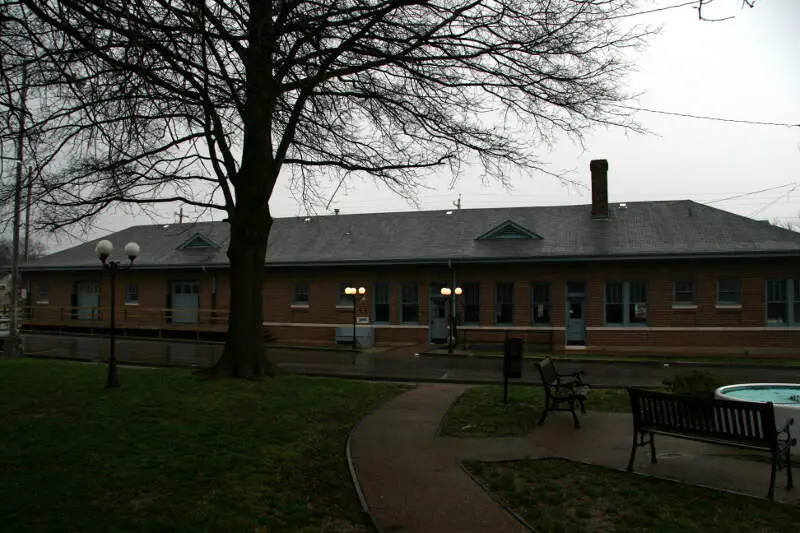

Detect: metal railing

[458,327,554,353]
[21,305,231,330]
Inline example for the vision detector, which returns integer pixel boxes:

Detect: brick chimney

[590,159,609,219]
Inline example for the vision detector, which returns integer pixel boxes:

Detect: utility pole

[8,65,28,356]
[175,207,184,223]
[23,167,32,262]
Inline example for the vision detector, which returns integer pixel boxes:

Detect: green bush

[663,370,723,398]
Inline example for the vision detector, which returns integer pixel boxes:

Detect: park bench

[627,387,795,501]
[535,357,590,429]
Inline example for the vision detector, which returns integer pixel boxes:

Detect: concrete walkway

[349,384,798,533]
[350,384,530,532]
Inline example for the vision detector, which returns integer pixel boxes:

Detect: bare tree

[1,0,653,378]
[0,236,46,264]
[772,217,799,233]
[696,0,756,22]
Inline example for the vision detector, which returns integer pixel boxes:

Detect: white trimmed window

[717,279,741,305]
[400,283,419,323]
[38,283,49,303]
[495,282,514,325]
[337,283,352,306]
[125,284,139,305]
[373,282,390,323]
[293,282,309,304]
[673,281,695,306]
[767,280,799,326]
[531,282,551,324]
[605,281,647,325]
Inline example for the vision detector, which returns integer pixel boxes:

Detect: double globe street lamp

[344,286,366,351]
[440,286,462,355]
[95,239,140,388]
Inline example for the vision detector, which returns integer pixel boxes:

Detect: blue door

[171,282,199,324]
[429,284,448,342]
[76,282,100,321]
[566,298,586,345]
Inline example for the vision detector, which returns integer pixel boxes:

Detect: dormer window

[178,233,218,250]
[476,220,542,241]
[496,225,529,239]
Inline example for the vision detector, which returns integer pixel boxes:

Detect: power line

[750,184,798,218]
[706,183,798,204]
[616,105,800,128]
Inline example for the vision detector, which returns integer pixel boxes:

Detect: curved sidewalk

[349,384,531,532]
[350,383,800,532]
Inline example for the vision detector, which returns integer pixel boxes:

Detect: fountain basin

[715,383,800,455]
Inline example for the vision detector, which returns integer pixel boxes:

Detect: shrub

[663,370,724,398]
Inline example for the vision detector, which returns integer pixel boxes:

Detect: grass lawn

[465,458,800,533]
[442,385,630,437]
[0,358,408,533]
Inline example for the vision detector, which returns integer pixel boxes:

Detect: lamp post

[95,239,140,388]
[440,286,462,355]
[344,286,366,351]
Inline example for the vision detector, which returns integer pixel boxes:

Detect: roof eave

[20,262,231,272]
[19,250,800,272]
[264,250,800,267]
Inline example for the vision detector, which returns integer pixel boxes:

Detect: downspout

[447,258,456,289]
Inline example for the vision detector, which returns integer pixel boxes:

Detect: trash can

[503,338,524,379]
[1,335,21,357]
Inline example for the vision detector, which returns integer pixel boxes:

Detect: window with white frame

[495,282,514,325]
[38,282,49,303]
[796,282,800,325]
[767,279,799,326]
[629,282,647,324]
[673,281,695,306]
[462,282,480,324]
[605,282,623,324]
[125,284,139,305]
[400,283,419,323]
[374,282,390,323]
[293,282,309,304]
[337,282,352,306]
[605,281,647,325]
[531,282,550,324]
[717,279,741,305]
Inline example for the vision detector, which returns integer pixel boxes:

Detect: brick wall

[21,256,800,356]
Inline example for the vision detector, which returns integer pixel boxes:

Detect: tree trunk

[209,191,279,378]
[209,1,280,378]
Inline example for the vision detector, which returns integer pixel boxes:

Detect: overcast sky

[41,0,800,252]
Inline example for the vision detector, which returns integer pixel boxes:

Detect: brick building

[21,160,800,357]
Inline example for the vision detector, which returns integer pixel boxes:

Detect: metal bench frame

[627,387,795,501]
[535,357,589,429]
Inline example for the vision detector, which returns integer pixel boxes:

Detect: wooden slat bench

[627,387,795,501]
[536,357,590,429]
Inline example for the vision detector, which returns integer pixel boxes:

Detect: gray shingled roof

[22,200,800,271]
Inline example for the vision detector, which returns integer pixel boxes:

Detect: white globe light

[124,242,140,260]
[441,287,451,296]
[345,287,354,295]
[454,287,463,296]
[358,287,366,295]
[95,240,113,261]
